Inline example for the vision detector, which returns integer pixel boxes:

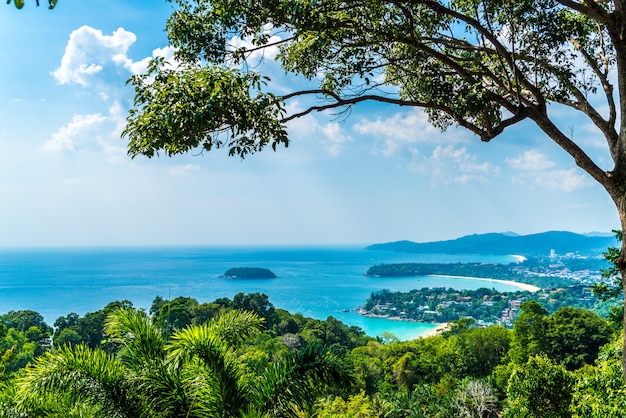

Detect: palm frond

[255,344,354,417]
[166,312,264,417]
[210,309,265,348]
[135,360,218,418]
[14,344,139,417]
[104,308,166,368]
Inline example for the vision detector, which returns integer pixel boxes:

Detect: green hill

[366,231,615,256]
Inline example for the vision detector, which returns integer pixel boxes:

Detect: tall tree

[123,0,626,376]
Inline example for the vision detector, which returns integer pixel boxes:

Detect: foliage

[150,296,198,336]
[570,336,626,417]
[545,307,614,369]
[504,355,574,418]
[12,306,353,417]
[315,391,382,417]
[6,0,56,9]
[510,302,613,369]
[52,300,134,352]
[2,311,51,336]
[125,0,623,168]
[591,230,623,328]
[124,62,288,158]
[0,292,624,415]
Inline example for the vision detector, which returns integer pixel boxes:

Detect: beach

[420,323,449,338]
[429,274,540,292]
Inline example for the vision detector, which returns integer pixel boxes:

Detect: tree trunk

[612,192,626,381]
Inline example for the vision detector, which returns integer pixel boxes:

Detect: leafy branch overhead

[126,0,617,178]
[6,0,57,9]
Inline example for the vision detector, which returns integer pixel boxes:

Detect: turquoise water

[0,247,522,340]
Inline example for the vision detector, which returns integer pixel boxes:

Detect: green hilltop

[366,231,615,256]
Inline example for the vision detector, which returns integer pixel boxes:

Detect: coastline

[428,274,540,292]
[355,308,446,338]
[420,322,449,338]
[355,269,540,333]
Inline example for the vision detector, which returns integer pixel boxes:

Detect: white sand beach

[429,274,540,292]
[420,322,449,338]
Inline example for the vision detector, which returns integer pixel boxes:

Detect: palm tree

[13,307,352,417]
[14,343,141,417]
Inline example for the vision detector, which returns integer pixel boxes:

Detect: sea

[0,246,524,340]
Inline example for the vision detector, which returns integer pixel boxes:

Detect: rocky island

[222,267,277,279]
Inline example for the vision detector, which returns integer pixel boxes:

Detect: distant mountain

[366,231,617,256]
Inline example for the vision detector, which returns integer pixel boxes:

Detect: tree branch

[531,109,609,186]
[555,0,612,24]
[411,0,548,111]
[280,89,527,142]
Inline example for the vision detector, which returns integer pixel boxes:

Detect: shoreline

[420,322,449,338]
[428,274,540,292]
[355,307,449,338]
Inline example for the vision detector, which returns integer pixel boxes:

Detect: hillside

[366,231,616,256]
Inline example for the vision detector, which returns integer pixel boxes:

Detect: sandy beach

[420,322,449,338]
[428,274,540,292]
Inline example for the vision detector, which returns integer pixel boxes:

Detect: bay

[0,246,523,340]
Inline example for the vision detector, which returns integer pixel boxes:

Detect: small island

[222,267,277,279]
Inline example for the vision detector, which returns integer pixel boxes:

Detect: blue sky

[0,0,619,247]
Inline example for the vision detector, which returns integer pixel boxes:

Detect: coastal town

[359,252,611,327]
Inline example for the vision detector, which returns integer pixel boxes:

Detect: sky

[0,0,619,247]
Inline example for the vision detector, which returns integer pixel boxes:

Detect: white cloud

[321,123,353,157]
[117,45,178,76]
[52,25,137,86]
[354,109,467,157]
[285,101,353,157]
[43,113,107,152]
[506,150,556,171]
[534,168,593,192]
[411,145,499,185]
[43,102,127,159]
[168,164,201,176]
[507,150,592,192]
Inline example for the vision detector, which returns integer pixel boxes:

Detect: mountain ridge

[366,231,617,256]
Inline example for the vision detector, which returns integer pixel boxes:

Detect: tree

[510,302,613,369]
[151,296,198,336]
[232,292,277,329]
[504,355,574,418]
[591,231,624,328]
[123,0,626,377]
[6,0,57,9]
[14,308,353,417]
[570,336,626,418]
[545,307,613,370]
[454,379,498,418]
[509,301,549,364]
[2,310,51,336]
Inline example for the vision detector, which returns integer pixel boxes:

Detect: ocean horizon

[0,246,524,340]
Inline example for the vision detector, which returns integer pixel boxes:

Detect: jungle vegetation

[0,292,623,417]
